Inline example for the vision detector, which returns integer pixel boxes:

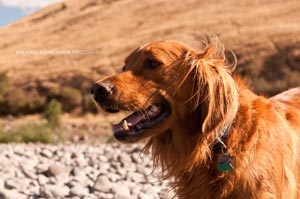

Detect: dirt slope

[0,0,299,94]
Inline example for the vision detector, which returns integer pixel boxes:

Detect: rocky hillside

[0,0,299,114]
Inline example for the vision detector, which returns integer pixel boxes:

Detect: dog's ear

[190,43,239,134]
[202,43,237,73]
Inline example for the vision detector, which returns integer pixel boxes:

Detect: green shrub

[0,126,18,143]
[82,94,98,113]
[60,87,82,112]
[4,89,27,115]
[0,73,9,112]
[16,123,55,143]
[0,72,9,96]
[0,75,95,115]
[27,92,47,113]
[39,82,61,97]
[0,123,56,144]
[43,99,62,128]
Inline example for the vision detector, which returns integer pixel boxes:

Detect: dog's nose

[90,82,114,101]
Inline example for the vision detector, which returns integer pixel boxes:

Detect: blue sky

[0,6,25,27]
[0,0,60,27]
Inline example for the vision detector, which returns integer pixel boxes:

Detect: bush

[0,72,9,96]
[82,94,98,113]
[43,99,62,128]
[5,89,27,114]
[0,73,9,113]
[0,126,18,143]
[15,123,55,143]
[0,74,95,115]
[60,86,82,112]
[27,92,47,113]
[0,123,55,144]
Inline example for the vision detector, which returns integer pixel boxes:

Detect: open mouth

[112,103,171,141]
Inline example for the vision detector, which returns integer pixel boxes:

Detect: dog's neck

[146,85,258,198]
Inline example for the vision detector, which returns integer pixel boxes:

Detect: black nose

[90,82,114,102]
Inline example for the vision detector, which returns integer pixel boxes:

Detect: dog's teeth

[122,120,129,131]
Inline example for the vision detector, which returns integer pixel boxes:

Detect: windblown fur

[94,34,300,199]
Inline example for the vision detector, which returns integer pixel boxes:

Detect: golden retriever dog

[91,35,300,199]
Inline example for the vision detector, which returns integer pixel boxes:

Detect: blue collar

[213,123,232,153]
[213,123,234,172]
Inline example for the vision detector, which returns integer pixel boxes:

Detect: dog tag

[217,154,234,172]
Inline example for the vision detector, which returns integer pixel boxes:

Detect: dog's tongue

[112,111,146,132]
[112,106,161,132]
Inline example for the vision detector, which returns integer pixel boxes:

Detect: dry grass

[0,0,299,89]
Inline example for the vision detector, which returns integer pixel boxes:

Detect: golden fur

[93,35,300,199]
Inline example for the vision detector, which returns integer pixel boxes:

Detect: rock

[124,163,136,172]
[37,174,49,185]
[126,171,145,183]
[25,184,40,196]
[70,176,93,187]
[139,192,153,199]
[0,188,27,199]
[70,185,89,197]
[111,183,131,199]
[41,184,70,198]
[131,186,144,198]
[108,173,121,182]
[118,153,132,164]
[55,173,70,185]
[49,176,57,184]
[73,154,87,167]
[131,153,141,163]
[117,167,127,176]
[82,195,97,199]
[0,143,171,199]
[4,178,30,192]
[99,162,110,172]
[114,193,131,199]
[53,148,65,158]
[87,172,98,181]
[95,192,114,199]
[72,167,93,177]
[111,161,122,169]
[36,163,49,173]
[93,175,113,193]
[48,163,72,176]
[0,179,4,189]
[136,164,147,174]
[59,152,73,165]
[139,186,160,199]
[21,168,37,180]
[15,169,25,178]
[40,149,53,158]
[98,155,109,162]
[14,148,35,158]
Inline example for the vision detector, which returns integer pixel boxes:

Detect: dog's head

[91,35,239,144]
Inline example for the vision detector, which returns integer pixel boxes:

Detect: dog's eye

[145,58,161,69]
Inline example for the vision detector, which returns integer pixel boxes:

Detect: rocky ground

[0,143,173,199]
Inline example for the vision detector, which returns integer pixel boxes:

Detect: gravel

[0,143,173,199]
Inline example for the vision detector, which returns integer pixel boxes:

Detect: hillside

[0,0,299,115]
